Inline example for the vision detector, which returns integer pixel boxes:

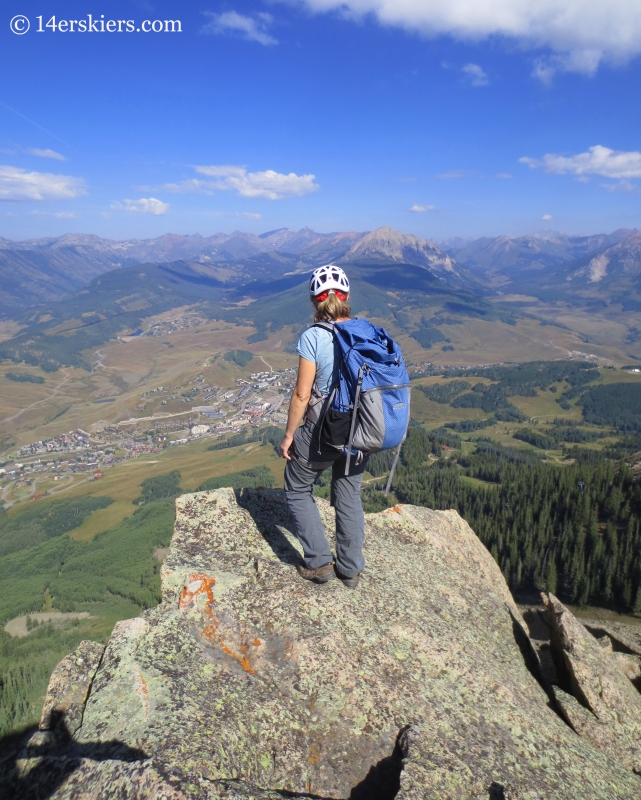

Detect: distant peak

[528,229,567,241]
[339,225,457,275]
[369,225,413,239]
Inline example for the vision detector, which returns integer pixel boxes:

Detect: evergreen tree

[546,559,558,596]
[378,427,641,612]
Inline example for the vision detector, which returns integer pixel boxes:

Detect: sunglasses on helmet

[314,289,348,302]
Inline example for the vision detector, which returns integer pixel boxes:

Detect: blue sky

[2,0,641,240]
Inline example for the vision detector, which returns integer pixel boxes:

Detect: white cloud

[236,212,262,219]
[495,172,513,179]
[438,169,470,179]
[409,204,440,213]
[29,210,77,218]
[27,148,66,161]
[160,179,207,194]
[112,197,169,215]
[195,165,247,178]
[520,145,641,179]
[532,49,604,82]
[601,179,641,194]
[290,0,641,76]
[462,63,488,86]
[542,214,553,221]
[0,165,86,201]
[201,11,277,45]
[164,165,319,200]
[531,58,557,85]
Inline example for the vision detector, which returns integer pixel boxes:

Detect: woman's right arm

[279,356,317,460]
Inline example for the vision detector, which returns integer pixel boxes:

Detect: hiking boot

[335,568,361,589]
[296,561,336,584]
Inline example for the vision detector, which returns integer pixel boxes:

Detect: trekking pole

[344,366,365,476]
[383,444,401,497]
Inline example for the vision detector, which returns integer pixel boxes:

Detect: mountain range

[441,228,641,306]
[0,228,362,313]
[439,229,635,279]
[2,224,641,319]
[0,226,465,315]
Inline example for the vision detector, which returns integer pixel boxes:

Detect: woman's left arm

[279,356,317,460]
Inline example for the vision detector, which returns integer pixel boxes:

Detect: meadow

[1,292,637,458]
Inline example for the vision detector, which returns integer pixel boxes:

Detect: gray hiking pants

[284,423,367,578]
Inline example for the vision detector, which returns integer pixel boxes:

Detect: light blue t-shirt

[296,325,339,394]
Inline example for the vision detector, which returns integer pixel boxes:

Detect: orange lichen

[308,737,323,765]
[218,636,256,674]
[133,668,149,718]
[180,574,258,674]
[201,614,256,674]
[202,622,219,641]
[239,655,255,673]
[179,573,216,610]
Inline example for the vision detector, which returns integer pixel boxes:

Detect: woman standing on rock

[279,265,366,589]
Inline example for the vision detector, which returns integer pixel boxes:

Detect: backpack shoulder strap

[312,320,335,334]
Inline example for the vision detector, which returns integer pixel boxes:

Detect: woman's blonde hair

[313,291,351,323]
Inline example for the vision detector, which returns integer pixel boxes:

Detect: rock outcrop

[581,616,641,656]
[38,640,105,738]
[3,488,641,799]
[544,594,641,772]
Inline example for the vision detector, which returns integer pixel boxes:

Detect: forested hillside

[368,428,641,611]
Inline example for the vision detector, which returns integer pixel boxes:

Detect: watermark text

[10,15,183,35]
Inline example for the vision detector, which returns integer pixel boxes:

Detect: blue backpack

[314,319,410,488]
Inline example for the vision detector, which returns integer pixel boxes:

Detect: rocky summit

[3,488,641,799]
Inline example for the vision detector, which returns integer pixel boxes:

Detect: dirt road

[0,368,71,425]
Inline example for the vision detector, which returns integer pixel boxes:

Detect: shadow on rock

[508,608,553,688]
[508,607,573,727]
[236,488,301,565]
[520,607,550,641]
[349,733,404,800]
[0,714,148,800]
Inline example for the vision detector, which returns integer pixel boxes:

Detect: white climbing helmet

[309,265,350,297]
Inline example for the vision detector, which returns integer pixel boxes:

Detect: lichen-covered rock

[581,618,641,657]
[39,640,105,736]
[7,489,641,799]
[614,651,641,682]
[544,593,641,772]
[552,686,625,760]
[4,755,296,799]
